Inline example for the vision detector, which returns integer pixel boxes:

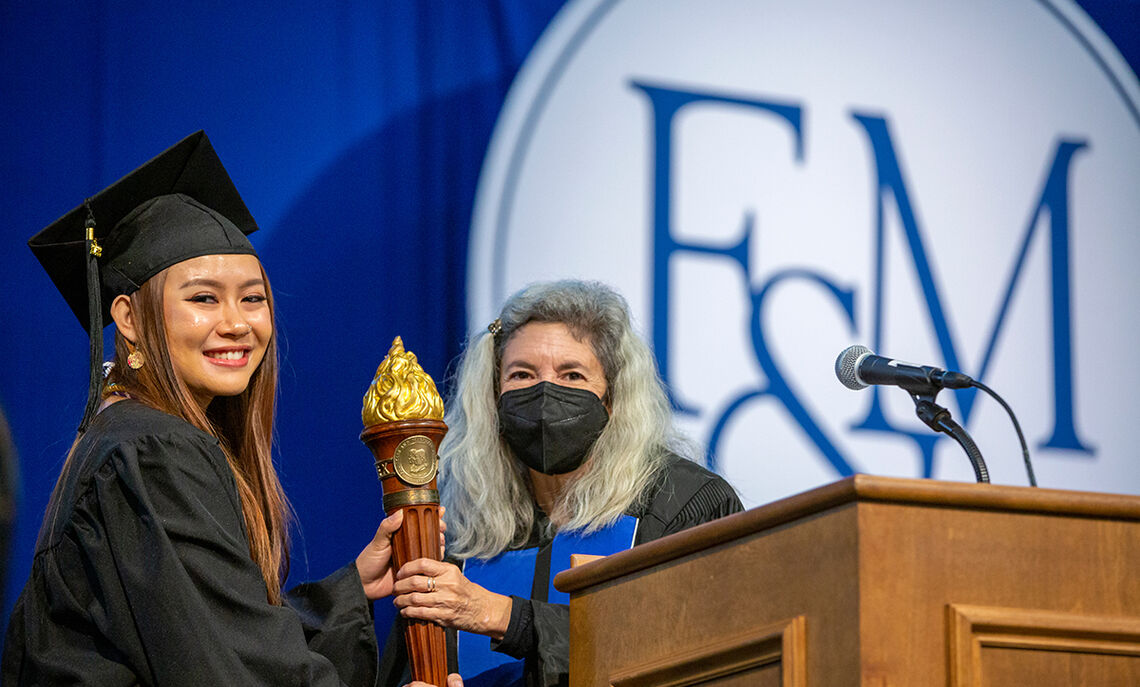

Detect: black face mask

[498,381,610,475]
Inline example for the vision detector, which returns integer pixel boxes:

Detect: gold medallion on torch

[361,337,448,686]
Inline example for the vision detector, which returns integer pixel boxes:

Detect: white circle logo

[471,0,1140,505]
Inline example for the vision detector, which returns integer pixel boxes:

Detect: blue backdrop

[1,0,1137,647]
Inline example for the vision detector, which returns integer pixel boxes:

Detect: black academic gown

[2,400,378,686]
[379,455,743,687]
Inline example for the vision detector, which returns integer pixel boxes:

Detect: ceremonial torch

[360,337,448,686]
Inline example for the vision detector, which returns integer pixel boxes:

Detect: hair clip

[487,318,502,337]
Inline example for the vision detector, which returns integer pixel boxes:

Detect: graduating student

[2,131,460,687]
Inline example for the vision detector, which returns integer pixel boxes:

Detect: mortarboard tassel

[78,200,104,433]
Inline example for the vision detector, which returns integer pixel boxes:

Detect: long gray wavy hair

[439,280,692,560]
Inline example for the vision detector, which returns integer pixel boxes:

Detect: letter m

[851,113,1093,457]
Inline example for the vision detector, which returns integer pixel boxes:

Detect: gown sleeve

[528,599,570,687]
[69,430,376,686]
[285,564,380,684]
[488,596,567,687]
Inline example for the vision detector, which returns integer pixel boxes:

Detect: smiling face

[161,254,272,409]
[499,321,608,402]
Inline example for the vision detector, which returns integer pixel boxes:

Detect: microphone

[834,345,973,393]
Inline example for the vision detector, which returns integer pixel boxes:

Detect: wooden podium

[553,475,1140,686]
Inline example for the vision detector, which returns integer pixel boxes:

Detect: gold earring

[127,349,145,370]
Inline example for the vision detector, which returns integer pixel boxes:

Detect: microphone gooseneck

[835,345,1001,485]
[912,397,990,483]
[834,344,1038,487]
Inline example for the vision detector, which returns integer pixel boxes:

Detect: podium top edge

[842,473,1140,518]
[554,474,1140,594]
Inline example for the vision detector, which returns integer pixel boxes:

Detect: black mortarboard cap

[27,130,260,431]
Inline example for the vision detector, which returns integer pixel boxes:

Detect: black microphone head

[835,345,872,390]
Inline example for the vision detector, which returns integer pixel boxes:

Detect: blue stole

[458,515,639,687]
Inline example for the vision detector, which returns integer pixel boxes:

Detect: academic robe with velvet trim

[2,400,378,686]
[378,455,743,687]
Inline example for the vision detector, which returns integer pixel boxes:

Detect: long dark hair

[98,265,291,602]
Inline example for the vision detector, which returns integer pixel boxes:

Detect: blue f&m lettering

[634,80,1093,477]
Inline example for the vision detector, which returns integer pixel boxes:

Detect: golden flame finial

[362,336,445,425]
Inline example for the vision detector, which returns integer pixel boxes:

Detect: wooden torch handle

[361,420,449,686]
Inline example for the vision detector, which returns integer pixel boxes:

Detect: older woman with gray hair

[388,280,742,687]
